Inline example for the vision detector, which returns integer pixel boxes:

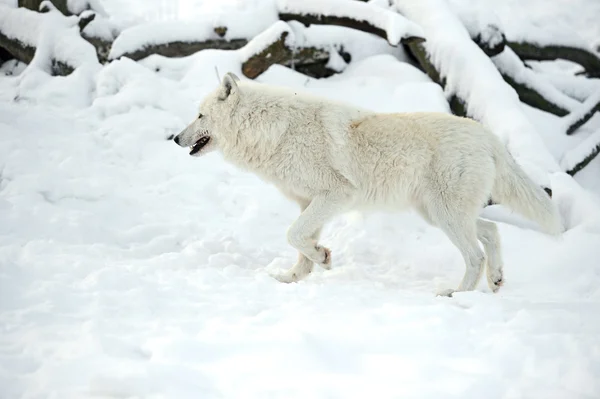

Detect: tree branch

[562,130,600,176]
[509,41,600,78]
[563,91,600,135]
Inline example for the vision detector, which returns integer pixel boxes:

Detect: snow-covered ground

[1,1,600,398]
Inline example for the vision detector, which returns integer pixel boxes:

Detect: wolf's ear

[218,72,240,101]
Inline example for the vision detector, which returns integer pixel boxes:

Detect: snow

[1,0,600,398]
[529,66,600,102]
[276,0,425,45]
[447,0,600,49]
[79,11,119,42]
[68,0,108,17]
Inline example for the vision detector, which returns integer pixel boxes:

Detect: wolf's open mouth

[189,136,210,155]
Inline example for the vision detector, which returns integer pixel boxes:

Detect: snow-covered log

[240,21,347,79]
[509,41,600,78]
[562,130,600,176]
[109,23,249,61]
[277,0,425,46]
[563,91,600,135]
[394,0,562,190]
[19,0,107,16]
[0,4,100,75]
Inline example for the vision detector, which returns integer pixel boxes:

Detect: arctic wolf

[174,72,563,296]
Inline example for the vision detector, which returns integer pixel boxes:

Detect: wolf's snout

[173,135,181,145]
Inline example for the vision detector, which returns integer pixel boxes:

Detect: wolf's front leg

[274,226,325,284]
[286,193,344,270]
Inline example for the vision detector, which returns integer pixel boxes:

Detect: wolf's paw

[436,288,455,297]
[487,268,504,293]
[272,270,301,284]
[316,245,332,270]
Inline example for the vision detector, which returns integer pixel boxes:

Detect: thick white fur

[174,72,563,295]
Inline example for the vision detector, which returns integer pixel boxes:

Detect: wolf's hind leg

[477,219,504,292]
[430,207,486,296]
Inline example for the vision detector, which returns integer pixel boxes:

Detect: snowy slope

[1,1,600,398]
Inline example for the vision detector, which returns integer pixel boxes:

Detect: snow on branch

[562,91,600,135]
[561,129,600,176]
[277,0,425,46]
[491,47,581,117]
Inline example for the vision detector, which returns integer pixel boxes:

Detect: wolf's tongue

[189,136,210,155]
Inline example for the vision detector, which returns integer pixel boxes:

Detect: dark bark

[278,13,425,46]
[566,140,600,176]
[241,30,340,79]
[566,98,600,135]
[509,41,600,78]
[19,0,70,15]
[116,38,248,62]
[0,30,36,66]
[0,45,13,64]
[500,73,570,116]
[405,42,466,116]
[472,24,506,57]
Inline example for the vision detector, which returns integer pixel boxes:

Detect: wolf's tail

[491,147,563,235]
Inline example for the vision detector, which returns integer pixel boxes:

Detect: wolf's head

[173,72,240,157]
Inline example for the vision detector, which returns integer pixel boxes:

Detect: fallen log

[109,24,248,61]
[240,21,345,79]
[277,0,425,46]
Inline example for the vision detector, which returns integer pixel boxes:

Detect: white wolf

[174,72,563,296]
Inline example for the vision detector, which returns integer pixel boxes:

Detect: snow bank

[277,0,424,46]
[394,0,561,187]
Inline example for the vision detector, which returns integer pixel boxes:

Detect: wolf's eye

[198,113,203,119]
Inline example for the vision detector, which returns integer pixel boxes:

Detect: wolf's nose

[174,135,180,145]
